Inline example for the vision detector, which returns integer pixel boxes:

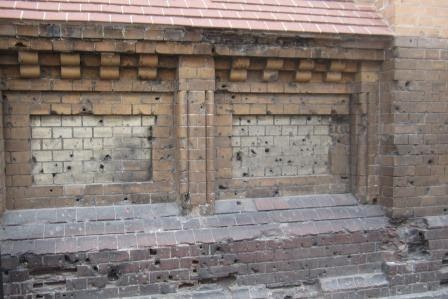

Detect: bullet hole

[428,159,433,164]
[236,201,241,205]
[302,138,306,142]
[242,172,248,177]
[149,249,157,255]
[104,154,112,160]
[49,189,53,192]
[193,269,197,273]
[82,107,87,112]
[395,105,400,111]
[123,197,128,201]
[107,266,119,281]
[15,42,26,47]
[32,156,37,163]
[405,81,411,88]
[372,198,378,204]
[192,259,199,264]
[221,84,227,88]
[154,259,160,266]
[98,119,103,124]
[409,180,414,185]
[75,197,81,202]
[67,166,72,170]
[287,160,292,164]
[250,149,256,155]
[52,173,56,177]
[236,151,242,161]
[231,95,235,99]
[40,169,44,173]
[99,164,104,170]
[307,116,311,121]
[269,169,273,173]
[218,185,228,190]
[265,148,270,153]
[168,275,173,279]
[70,154,74,158]
[155,97,160,101]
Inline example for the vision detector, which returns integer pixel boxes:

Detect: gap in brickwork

[30,115,154,185]
[231,115,331,178]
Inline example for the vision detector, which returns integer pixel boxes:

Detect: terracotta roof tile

[0,0,392,36]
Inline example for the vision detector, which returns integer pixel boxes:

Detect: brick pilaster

[176,56,215,215]
[0,91,5,214]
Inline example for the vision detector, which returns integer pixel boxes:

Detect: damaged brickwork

[0,0,447,297]
[232,115,333,178]
[30,115,154,185]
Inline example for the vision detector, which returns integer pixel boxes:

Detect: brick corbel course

[262,58,283,82]
[138,54,158,80]
[100,53,120,80]
[60,53,80,79]
[230,57,250,82]
[18,51,40,78]
[295,59,315,82]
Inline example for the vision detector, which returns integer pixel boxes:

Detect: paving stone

[320,272,389,292]
[114,205,135,220]
[1,210,37,225]
[136,232,157,247]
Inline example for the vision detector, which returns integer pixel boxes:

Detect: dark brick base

[2,195,448,298]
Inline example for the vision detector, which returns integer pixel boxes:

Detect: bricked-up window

[30,115,154,185]
[232,115,331,178]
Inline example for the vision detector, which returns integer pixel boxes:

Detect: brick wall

[232,115,332,178]
[2,50,177,209]
[30,115,154,185]
[373,0,448,38]
[379,36,448,217]
[0,91,5,214]
[0,22,389,213]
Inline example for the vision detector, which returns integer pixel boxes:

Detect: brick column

[176,56,215,215]
[0,91,5,214]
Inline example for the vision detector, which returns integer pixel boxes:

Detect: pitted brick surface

[30,115,155,185]
[232,115,331,178]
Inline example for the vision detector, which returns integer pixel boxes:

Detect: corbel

[100,53,120,80]
[60,53,81,79]
[138,54,158,80]
[18,51,40,78]
[230,57,250,81]
[325,71,343,82]
[329,61,347,72]
[262,58,283,82]
[294,59,315,82]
